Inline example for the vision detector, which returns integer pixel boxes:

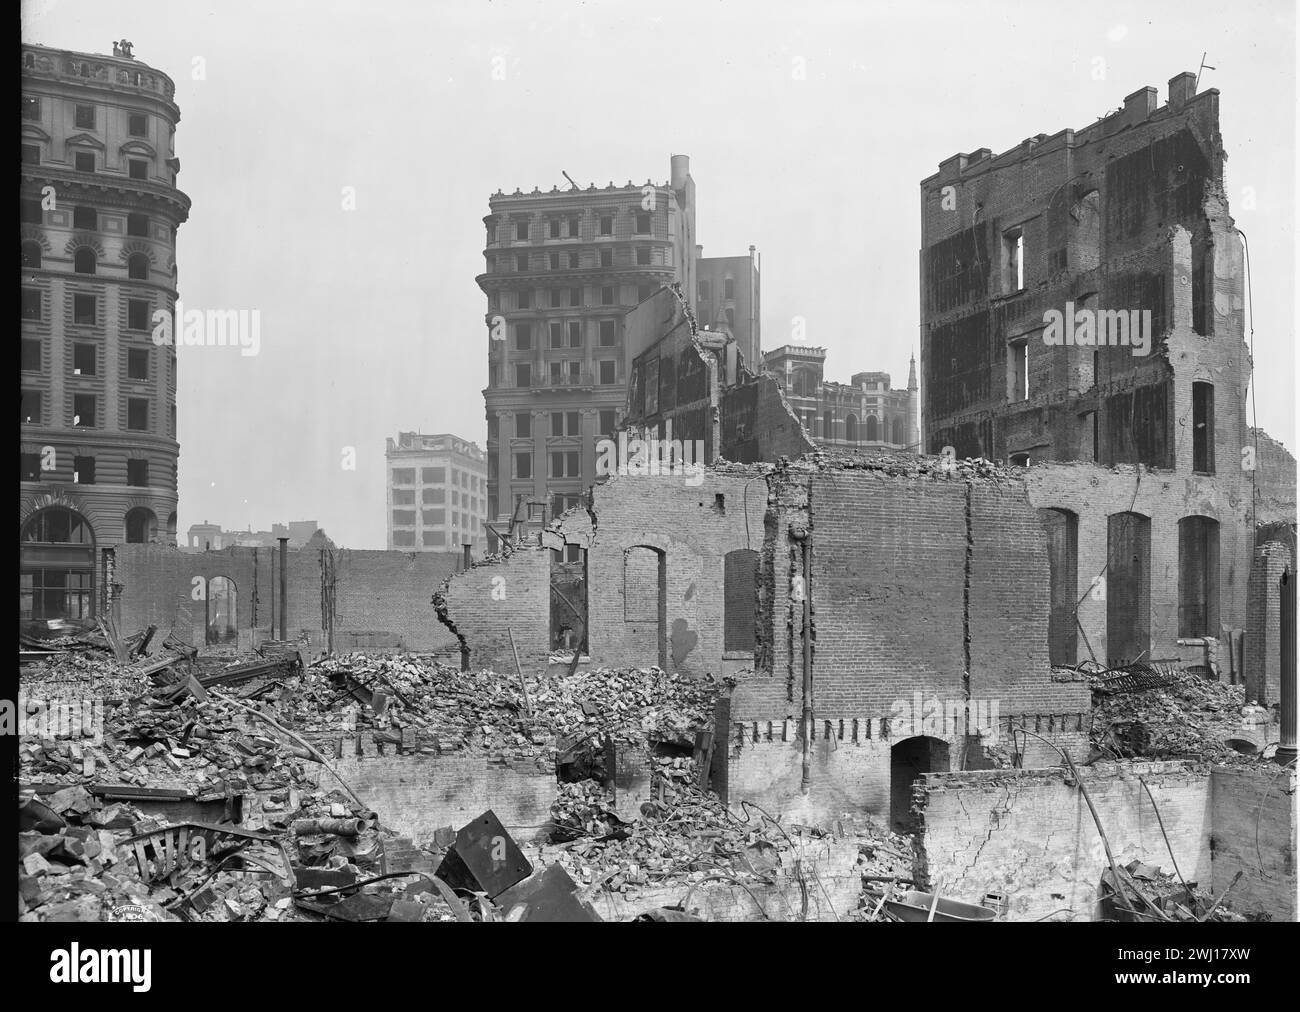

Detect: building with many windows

[20,42,190,627]
[477,154,762,550]
[919,72,1297,670]
[386,432,487,553]
[762,346,920,451]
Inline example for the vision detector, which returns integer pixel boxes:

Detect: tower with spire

[906,352,920,451]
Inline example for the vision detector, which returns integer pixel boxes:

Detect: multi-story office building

[385,432,487,553]
[20,42,190,625]
[762,346,919,451]
[478,155,701,549]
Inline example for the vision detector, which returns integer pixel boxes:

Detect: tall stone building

[762,346,919,451]
[480,154,762,549]
[20,42,190,626]
[385,432,487,554]
[919,72,1287,669]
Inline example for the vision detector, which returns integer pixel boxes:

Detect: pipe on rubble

[291,818,365,837]
[790,524,813,794]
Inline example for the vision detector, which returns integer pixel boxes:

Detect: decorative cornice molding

[118,139,158,158]
[64,131,106,151]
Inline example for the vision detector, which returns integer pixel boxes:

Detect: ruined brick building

[436,454,1091,830]
[920,72,1295,672]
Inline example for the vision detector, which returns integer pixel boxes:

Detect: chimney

[1123,86,1158,126]
[1168,72,1197,109]
[670,154,690,191]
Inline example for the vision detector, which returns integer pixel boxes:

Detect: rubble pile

[1089,666,1258,763]
[1101,859,1245,922]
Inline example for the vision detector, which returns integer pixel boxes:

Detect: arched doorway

[890,736,950,834]
[20,507,96,631]
[206,577,238,644]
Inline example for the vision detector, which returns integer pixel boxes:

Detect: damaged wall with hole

[111,544,464,656]
[582,468,770,679]
[620,282,816,467]
[919,74,1248,482]
[913,761,1296,922]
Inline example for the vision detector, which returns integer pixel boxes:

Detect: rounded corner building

[21,42,191,628]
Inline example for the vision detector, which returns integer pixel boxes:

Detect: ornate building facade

[478,155,699,548]
[20,42,190,625]
[762,346,920,451]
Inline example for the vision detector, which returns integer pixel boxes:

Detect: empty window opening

[1003,228,1024,292]
[1178,516,1220,638]
[1038,508,1079,666]
[1192,381,1215,474]
[1106,512,1151,666]
[1009,337,1029,401]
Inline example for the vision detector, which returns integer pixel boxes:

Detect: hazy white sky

[22,0,1297,548]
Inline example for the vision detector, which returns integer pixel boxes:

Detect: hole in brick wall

[713,493,725,515]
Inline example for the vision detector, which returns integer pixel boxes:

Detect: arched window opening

[1106,512,1151,666]
[1038,508,1079,666]
[206,577,238,644]
[22,241,42,269]
[125,507,157,544]
[73,247,96,274]
[844,413,858,443]
[864,415,879,442]
[20,508,96,627]
[128,253,149,280]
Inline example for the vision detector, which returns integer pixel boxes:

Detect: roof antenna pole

[1195,52,1215,91]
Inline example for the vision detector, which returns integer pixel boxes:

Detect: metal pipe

[790,524,813,793]
[1278,567,1296,765]
[278,536,288,641]
[291,818,364,837]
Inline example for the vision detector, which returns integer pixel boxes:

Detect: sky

[22,0,1298,549]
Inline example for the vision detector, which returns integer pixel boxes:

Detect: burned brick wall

[580,468,770,680]
[435,547,552,673]
[726,457,1090,825]
[113,544,463,655]
[1025,460,1253,669]
[720,372,815,464]
[919,78,1241,475]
